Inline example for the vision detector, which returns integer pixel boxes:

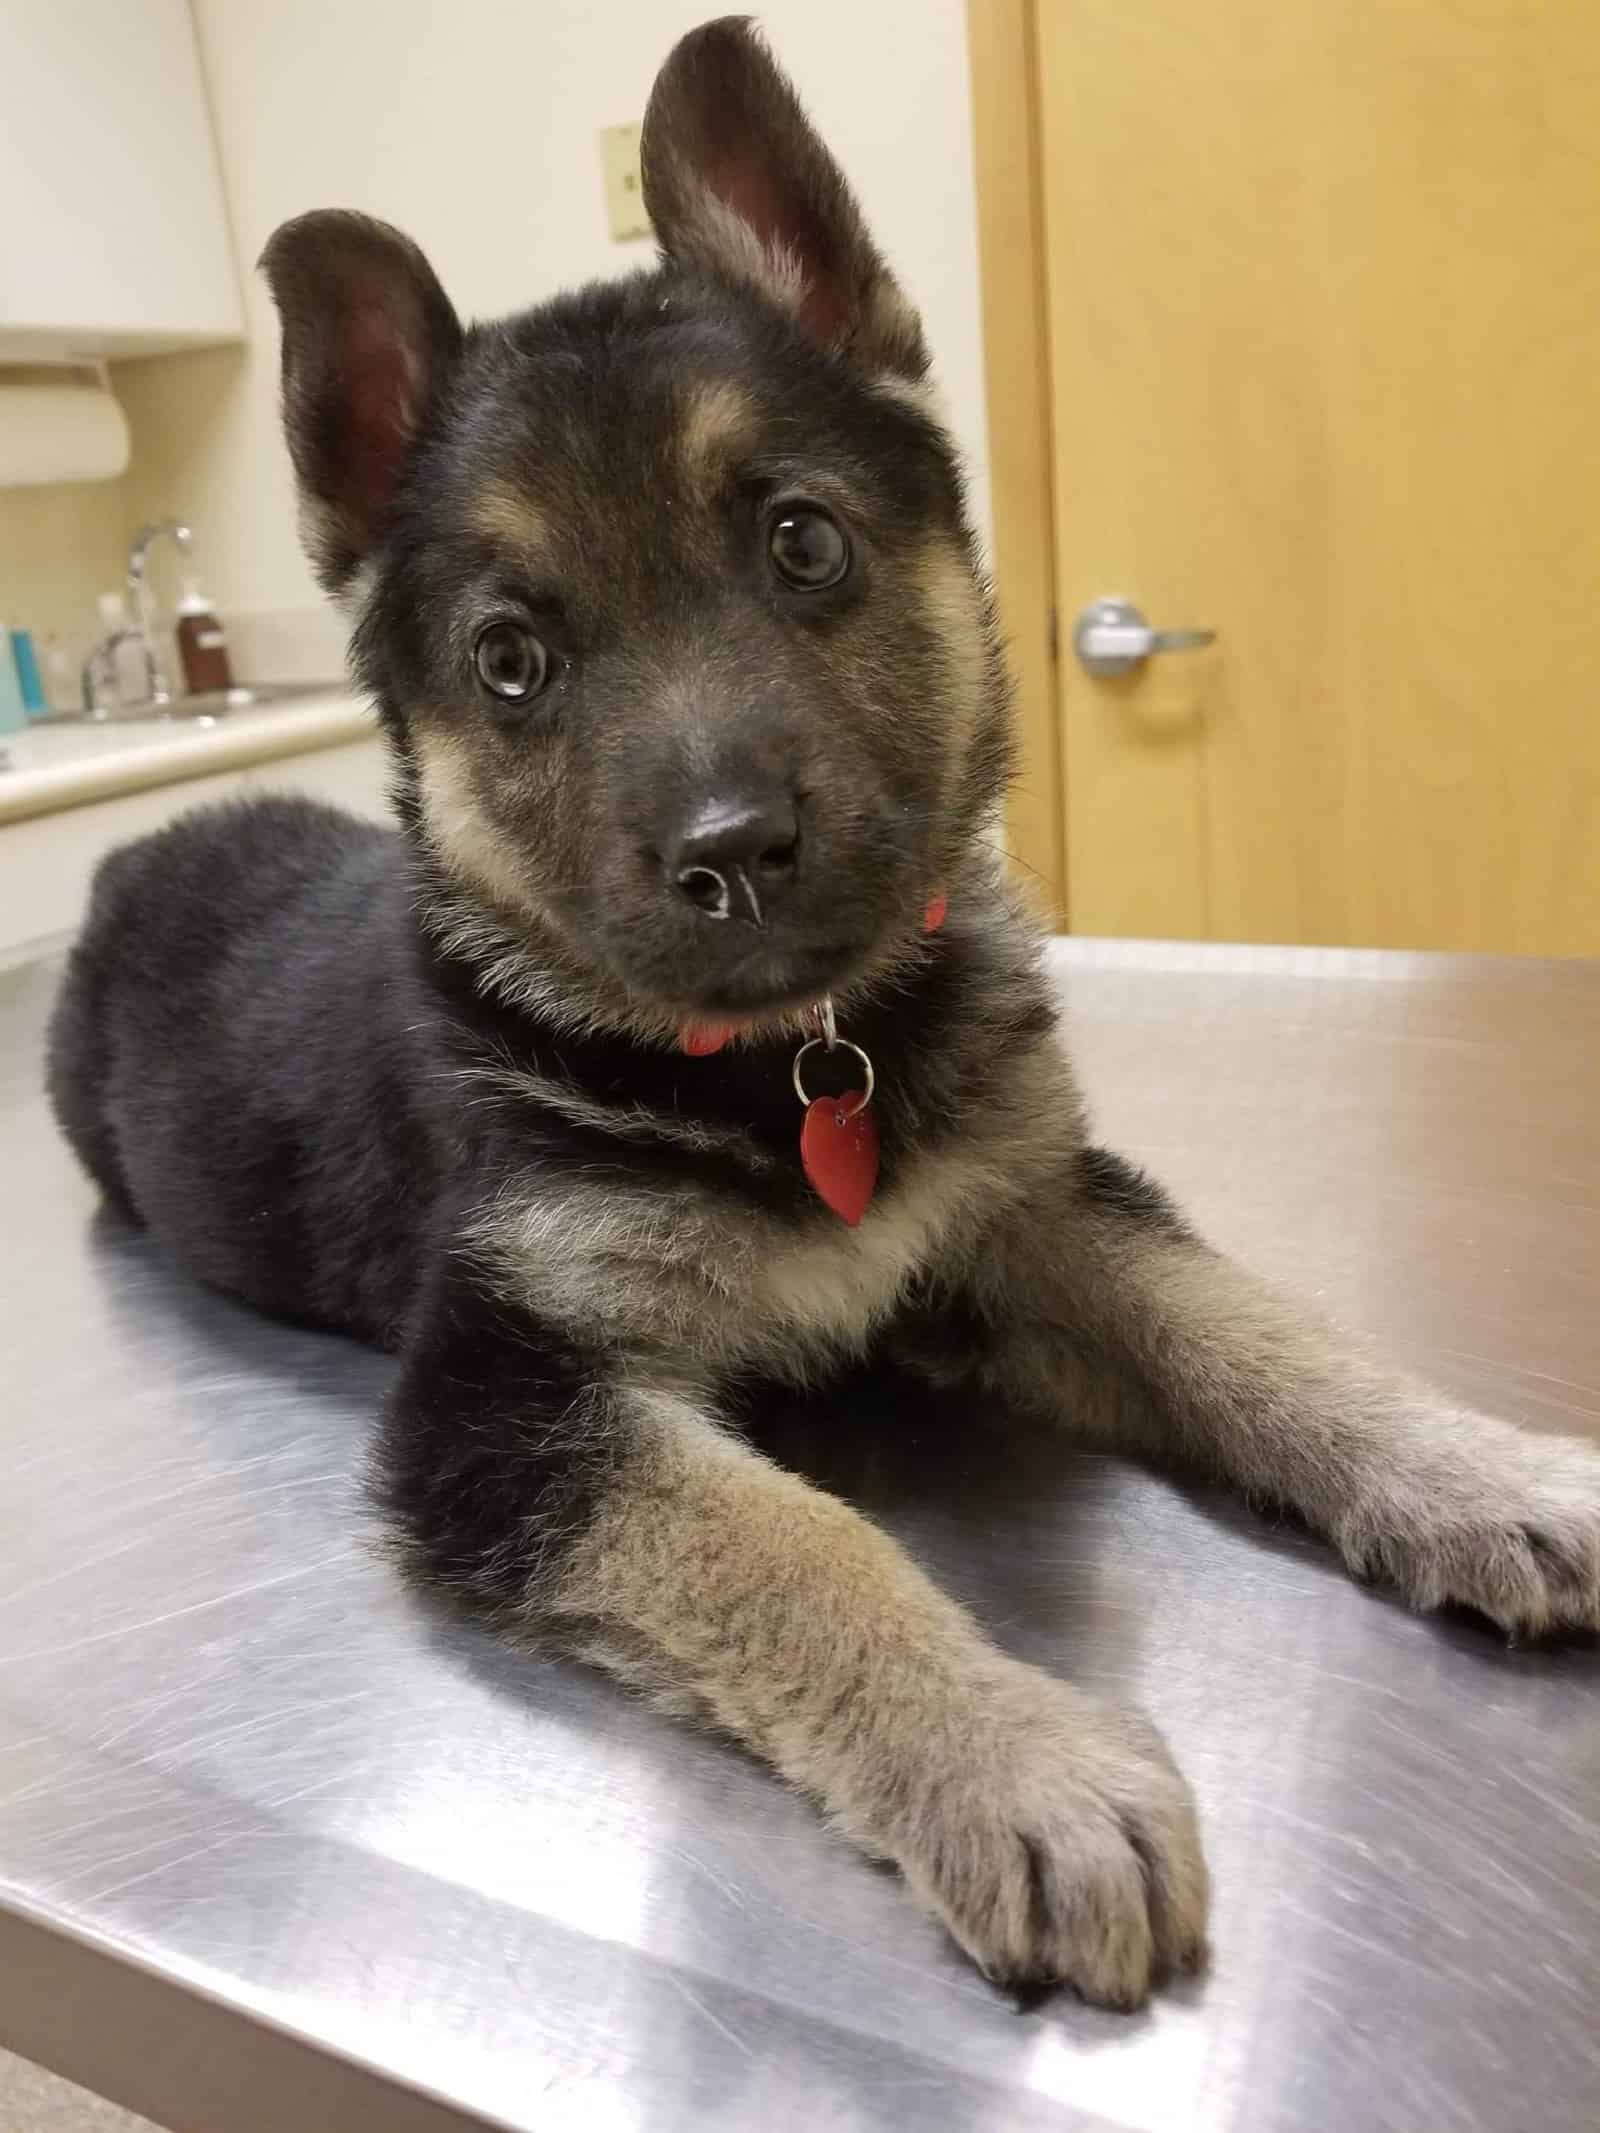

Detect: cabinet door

[0,0,242,357]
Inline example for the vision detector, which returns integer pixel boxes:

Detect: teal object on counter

[0,627,26,734]
[9,628,45,715]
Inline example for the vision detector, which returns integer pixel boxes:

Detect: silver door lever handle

[1073,598,1216,678]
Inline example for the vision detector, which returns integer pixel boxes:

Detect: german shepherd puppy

[48,19,1600,2007]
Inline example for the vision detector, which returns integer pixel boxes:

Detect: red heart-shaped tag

[800,1094,879,1226]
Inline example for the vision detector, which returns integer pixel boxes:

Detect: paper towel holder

[0,358,131,489]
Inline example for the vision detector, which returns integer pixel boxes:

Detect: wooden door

[980,0,1600,952]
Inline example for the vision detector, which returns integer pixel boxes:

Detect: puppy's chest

[738,1140,997,1364]
[469,1126,1020,1373]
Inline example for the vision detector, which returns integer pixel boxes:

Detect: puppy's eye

[769,507,850,591]
[474,621,550,705]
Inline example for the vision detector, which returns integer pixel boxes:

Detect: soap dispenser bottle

[175,576,233,695]
[0,626,26,735]
[88,592,150,713]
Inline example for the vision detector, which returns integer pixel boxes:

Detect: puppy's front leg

[380,1263,1207,2003]
[971,1149,1600,1636]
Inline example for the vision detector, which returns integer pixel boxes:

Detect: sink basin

[154,681,340,719]
[0,680,371,819]
[39,681,344,725]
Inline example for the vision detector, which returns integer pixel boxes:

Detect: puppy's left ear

[260,209,463,597]
[641,16,928,381]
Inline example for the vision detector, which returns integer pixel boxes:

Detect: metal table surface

[2,937,1597,2133]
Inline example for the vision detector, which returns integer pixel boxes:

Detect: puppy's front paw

[1334,1411,1600,1636]
[864,1662,1208,2007]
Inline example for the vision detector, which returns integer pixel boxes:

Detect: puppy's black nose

[670,798,799,927]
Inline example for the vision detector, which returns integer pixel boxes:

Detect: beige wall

[1,5,987,685]
[114,0,989,669]
[0,483,128,678]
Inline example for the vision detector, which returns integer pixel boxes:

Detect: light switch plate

[600,122,651,243]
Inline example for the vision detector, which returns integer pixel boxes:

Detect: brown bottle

[175,575,233,694]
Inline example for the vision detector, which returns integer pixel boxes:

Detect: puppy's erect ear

[641,17,928,381]
[259,210,462,596]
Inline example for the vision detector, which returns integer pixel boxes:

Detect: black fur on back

[49,799,443,1346]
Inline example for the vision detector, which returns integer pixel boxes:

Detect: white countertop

[0,688,375,824]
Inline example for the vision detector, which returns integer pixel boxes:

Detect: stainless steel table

[2,938,1597,2133]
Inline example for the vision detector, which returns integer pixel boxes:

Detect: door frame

[966,0,1064,924]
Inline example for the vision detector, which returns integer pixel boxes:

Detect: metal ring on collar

[792,1037,875,1117]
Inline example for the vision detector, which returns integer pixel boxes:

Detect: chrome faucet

[81,612,156,716]
[81,519,197,714]
[127,520,194,707]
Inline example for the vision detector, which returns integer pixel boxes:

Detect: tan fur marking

[464,1142,980,1369]
[916,539,988,754]
[414,732,541,923]
[469,482,549,558]
[464,1035,1078,1377]
[743,1142,1004,1360]
[870,369,946,425]
[678,378,756,494]
[546,1385,1207,2004]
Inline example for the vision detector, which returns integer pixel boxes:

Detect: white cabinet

[0,0,242,359]
[0,738,390,958]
